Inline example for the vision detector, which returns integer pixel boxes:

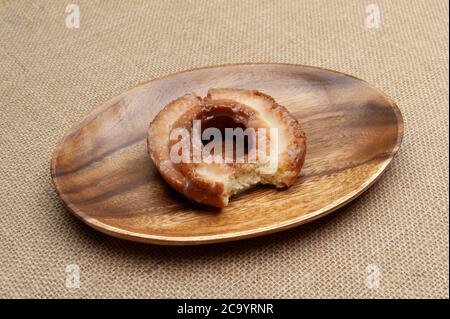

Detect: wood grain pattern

[51,63,404,245]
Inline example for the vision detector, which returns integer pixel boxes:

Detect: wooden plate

[51,63,403,245]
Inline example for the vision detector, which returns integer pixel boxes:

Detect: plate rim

[51,62,404,245]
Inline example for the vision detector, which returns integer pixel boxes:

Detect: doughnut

[147,88,306,207]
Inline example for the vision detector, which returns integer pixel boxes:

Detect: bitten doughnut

[147,88,306,207]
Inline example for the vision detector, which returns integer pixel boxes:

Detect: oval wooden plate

[51,63,403,245]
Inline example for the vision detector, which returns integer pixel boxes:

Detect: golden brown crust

[147,94,222,207]
[147,88,306,207]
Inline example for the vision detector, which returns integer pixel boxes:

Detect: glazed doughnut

[147,88,306,207]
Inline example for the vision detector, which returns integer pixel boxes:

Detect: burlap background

[0,0,448,298]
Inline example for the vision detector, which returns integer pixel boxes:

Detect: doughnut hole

[199,114,255,161]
